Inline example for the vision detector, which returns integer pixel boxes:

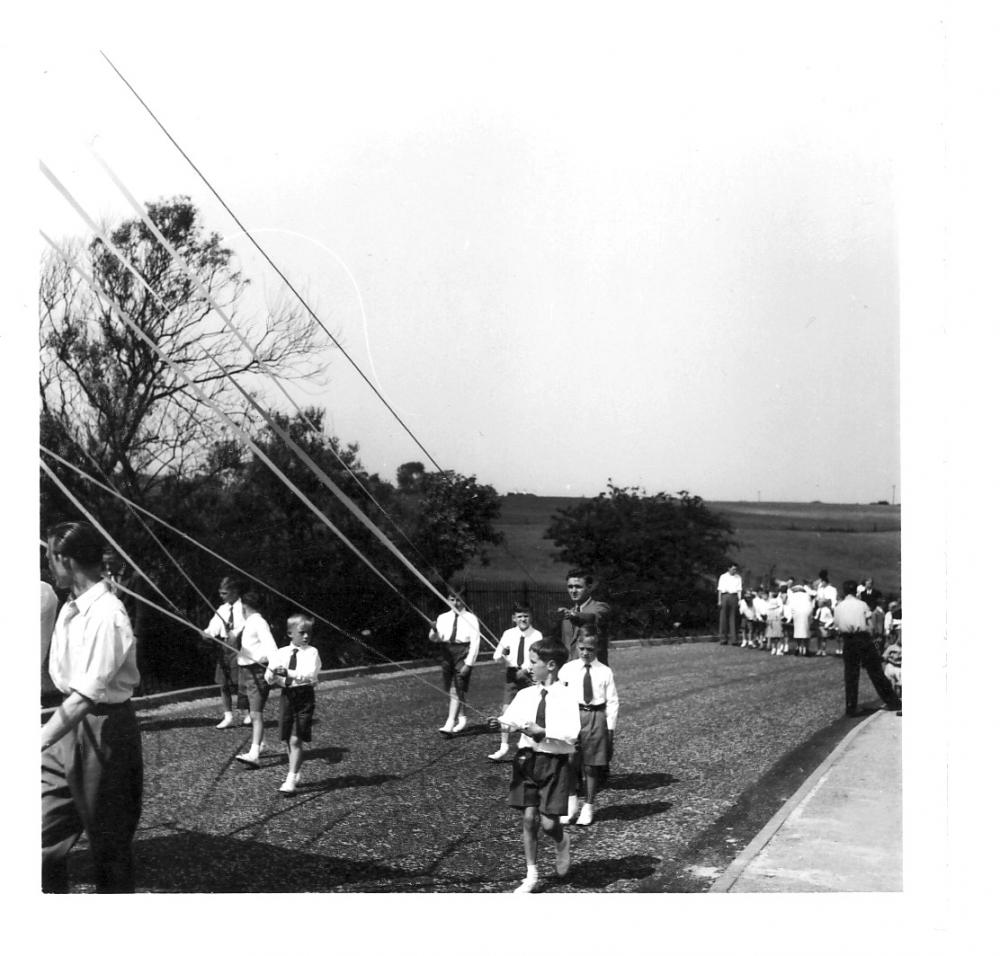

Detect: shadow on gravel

[133,831,419,892]
[597,800,673,822]
[604,771,679,791]
[296,772,400,793]
[564,854,661,889]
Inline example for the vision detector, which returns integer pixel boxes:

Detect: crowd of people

[717,563,903,714]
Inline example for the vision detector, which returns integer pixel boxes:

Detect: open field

[473,495,901,596]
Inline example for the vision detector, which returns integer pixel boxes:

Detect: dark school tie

[450,612,459,642]
[287,648,298,686]
[226,605,234,629]
[515,633,525,668]
[583,663,593,704]
[535,688,547,729]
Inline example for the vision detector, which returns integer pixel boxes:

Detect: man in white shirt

[488,602,543,761]
[201,576,248,729]
[41,522,143,893]
[834,580,901,716]
[429,592,481,735]
[717,563,742,645]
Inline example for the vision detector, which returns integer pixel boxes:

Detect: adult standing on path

[41,522,143,893]
[716,563,742,646]
[559,570,611,665]
[429,592,481,735]
[833,579,901,716]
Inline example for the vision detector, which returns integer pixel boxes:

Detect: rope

[40,446,497,717]
[91,148,502,644]
[99,50,445,473]
[38,206,431,627]
[40,162,503,648]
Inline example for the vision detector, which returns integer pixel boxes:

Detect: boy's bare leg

[522,806,540,866]
[288,737,304,776]
[250,711,264,749]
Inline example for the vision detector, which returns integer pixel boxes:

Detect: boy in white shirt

[428,592,481,735]
[234,590,280,767]
[201,576,249,729]
[500,639,580,893]
[558,629,619,827]
[266,613,322,795]
[488,602,543,761]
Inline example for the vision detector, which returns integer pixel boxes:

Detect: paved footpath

[712,708,902,892]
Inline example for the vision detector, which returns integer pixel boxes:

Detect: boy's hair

[47,522,105,568]
[220,575,245,593]
[578,624,598,640]
[566,569,594,585]
[241,589,263,611]
[512,602,532,614]
[841,580,858,596]
[288,613,314,632]
[533,639,569,670]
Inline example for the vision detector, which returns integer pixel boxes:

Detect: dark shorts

[279,685,316,743]
[502,666,532,706]
[508,749,573,816]
[238,664,271,712]
[577,706,610,767]
[214,650,245,704]
[440,643,472,693]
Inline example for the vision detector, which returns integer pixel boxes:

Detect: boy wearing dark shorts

[500,640,580,893]
[558,629,619,826]
[428,593,480,735]
[266,614,322,795]
[201,576,249,729]
[233,591,279,767]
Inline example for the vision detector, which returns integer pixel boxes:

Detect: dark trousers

[718,593,739,643]
[842,633,900,713]
[42,702,143,893]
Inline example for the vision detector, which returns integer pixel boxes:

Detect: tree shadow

[561,854,661,890]
[140,715,230,732]
[604,771,679,792]
[595,800,673,823]
[130,830,418,892]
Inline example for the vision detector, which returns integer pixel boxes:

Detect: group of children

[203,579,617,890]
[734,573,901,659]
[202,578,322,795]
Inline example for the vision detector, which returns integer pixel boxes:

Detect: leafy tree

[545,482,736,636]
[39,196,323,507]
[394,461,504,582]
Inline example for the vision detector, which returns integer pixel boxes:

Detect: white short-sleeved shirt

[48,580,140,704]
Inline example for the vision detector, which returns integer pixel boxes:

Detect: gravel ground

[61,643,866,893]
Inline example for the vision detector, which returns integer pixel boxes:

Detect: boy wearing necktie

[558,629,619,826]
[499,639,580,893]
[266,614,322,795]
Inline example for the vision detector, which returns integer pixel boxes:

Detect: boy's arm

[462,618,481,670]
[604,670,619,731]
[41,691,94,750]
[492,632,506,662]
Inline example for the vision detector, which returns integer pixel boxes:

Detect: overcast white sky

[33,3,908,502]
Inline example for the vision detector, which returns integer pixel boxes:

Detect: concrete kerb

[40,633,721,718]
[709,709,885,893]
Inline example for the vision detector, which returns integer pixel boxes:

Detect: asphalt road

[62,642,873,893]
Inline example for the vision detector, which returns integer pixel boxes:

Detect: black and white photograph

[11,1,995,952]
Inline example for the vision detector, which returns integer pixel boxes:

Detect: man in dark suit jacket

[859,577,882,612]
[559,570,611,664]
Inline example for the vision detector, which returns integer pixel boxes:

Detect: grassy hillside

[470,495,902,597]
